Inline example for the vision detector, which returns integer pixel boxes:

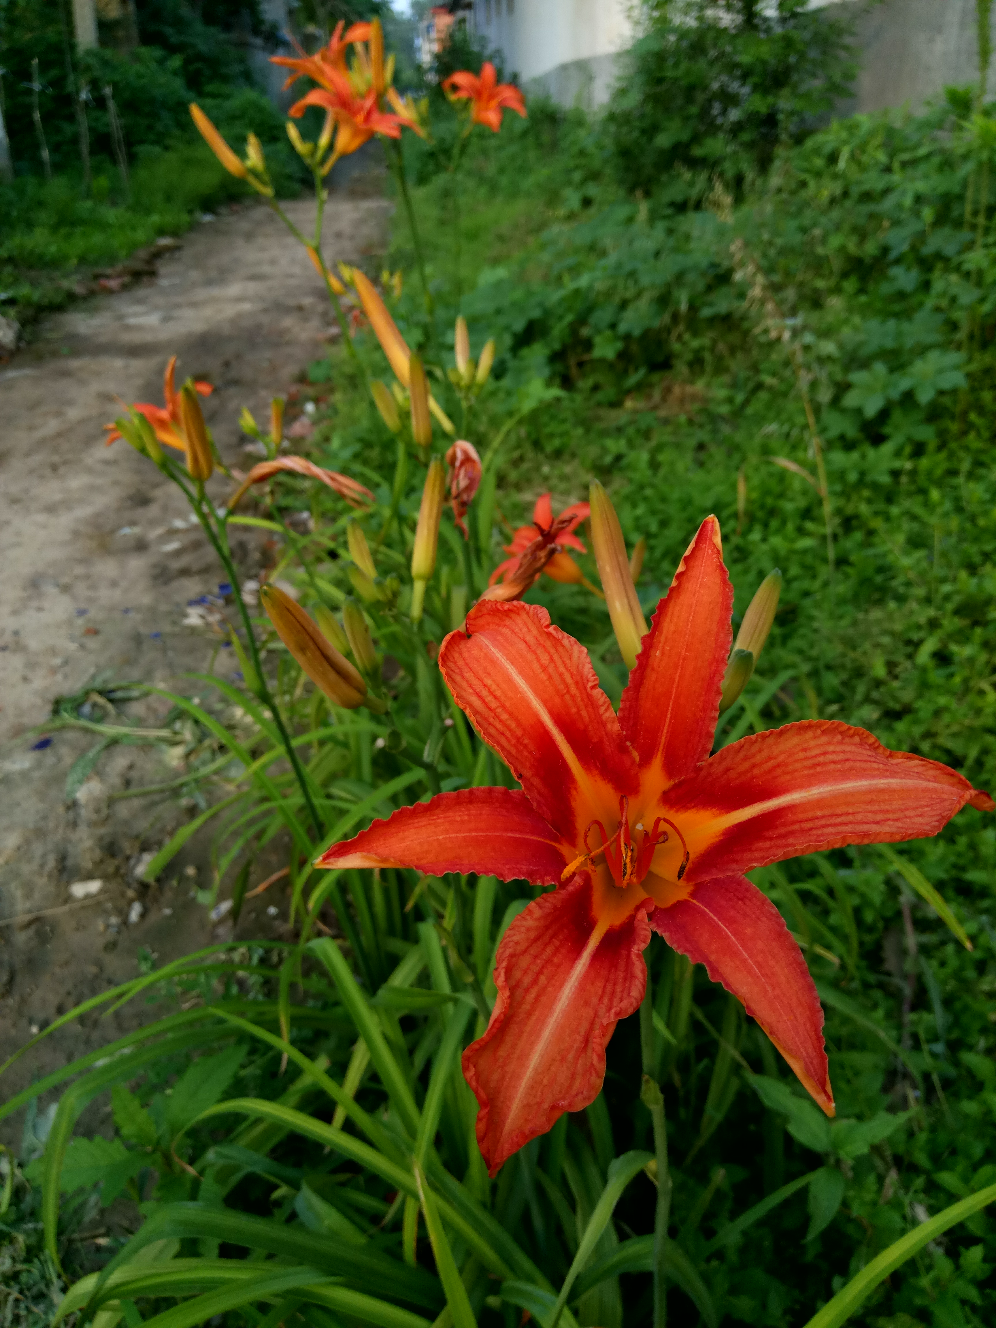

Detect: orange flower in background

[317,516,993,1175]
[446,440,483,538]
[227,456,374,511]
[104,356,212,452]
[443,61,527,132]
[270,20,364,93]
[489,493,590,588]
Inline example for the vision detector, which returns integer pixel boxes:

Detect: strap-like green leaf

[703,1169,821,1255]
[802,1181,996,1328]
[879,844,973,950]
[414,1162,477,1328]
[549,1150,652,1327]
[308,937,421,1135]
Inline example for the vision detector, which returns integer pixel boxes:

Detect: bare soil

[0,170,389,1126]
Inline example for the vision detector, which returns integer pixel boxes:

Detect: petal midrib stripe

[683,776,961,838]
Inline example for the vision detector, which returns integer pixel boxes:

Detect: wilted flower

[489,493,591,589]
[446,440,482,538]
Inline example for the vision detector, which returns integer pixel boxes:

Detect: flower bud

[245,132,266,175]
[314,604,350,654]
[348,566,382,603]
[630,536,647,584]
[347,521,377,580]
[371,379,401,433]
[261,584,367,709]
[409,353,432,450]
[411,458,446,621]
[239,406,259,438]
[342,598,378,677]
[475,338,496,386]
[589,481,647,669]
[454,316,470,377]
[445,439,482,539]
[270,397,284,444]
[286,120,313,162]
[179,382,214,481]
[733,569,781,663]
[190,104,248,178]
[718,648,754,714]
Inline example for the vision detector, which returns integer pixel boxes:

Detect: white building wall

[470,0,636,108]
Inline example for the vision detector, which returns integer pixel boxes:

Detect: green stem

[179,473,324,837]
[390,139,433,315]
[641,1076,672,1328]
[377,435,409,549]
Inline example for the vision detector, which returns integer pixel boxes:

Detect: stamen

[656,815,691,880]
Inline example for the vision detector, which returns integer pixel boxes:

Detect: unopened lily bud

[411,458,446,621]
[314,604,350,654]
[239,406,260,438]
[348,566,382,603]
[454,316,470,377]
[190,104,247,178]
[589,481,647,669]
[316,109,335,159]
[342,599,378,677]
[180,382,214,481]
[734,569,781,663]
[370,17,385,94]
[719,647,755,714]
[270,397,284,443]
[261,584,367,709]
[347,522,377,580]
[475,339,496,386]
[409,354,432,450]
[630,536,647,584]
[132,411,164,466]
[286,120,313,161]
[245,132,266,174]
[371,379,401,433]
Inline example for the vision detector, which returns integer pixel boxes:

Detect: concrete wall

[823,0,996,113]
[472,0,996,115]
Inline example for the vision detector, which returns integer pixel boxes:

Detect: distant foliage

[605,0,857,201]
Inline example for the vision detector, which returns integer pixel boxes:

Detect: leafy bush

[604,0,857,200]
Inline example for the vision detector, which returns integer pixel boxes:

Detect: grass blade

[414,1161,478,1328]
[879,844,973,950]
[802,1182,996,1328]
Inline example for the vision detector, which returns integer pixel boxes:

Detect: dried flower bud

[478,537,557,603]
[445,439,482,539]
[261,584,367,709]
[589,481,647,668]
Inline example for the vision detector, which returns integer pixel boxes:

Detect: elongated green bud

[411,459,446,622]
[314,604,349,654]
[590,481,647,669]
[475,339,495,386]
[342,598,378,678]
[347,521,377,579]
[718,648,754,714]
[734,569,781,663]
[455,316,470,377]
[409,353,432,450]
[371,379,401,433]
[180,382,213,481]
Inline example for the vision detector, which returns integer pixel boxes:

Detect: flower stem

[390,139,432,315]
[642,1075,672,1328]
[179,472,324,837]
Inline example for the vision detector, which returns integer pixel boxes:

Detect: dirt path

[0,171,389,1117]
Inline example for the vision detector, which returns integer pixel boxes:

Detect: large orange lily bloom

[104,356,212,452]
[318,517,992,1175]
[443,62,527,132]
[290,70,402,161]
[490,493,590,587]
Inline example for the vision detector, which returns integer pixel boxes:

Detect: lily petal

[463,873,650,1175]
[619,515,732,785]
[651,875,833,1113]
[668,720,994,882]
[439,601,638,844]
[315,787,568,883]
[227,457,373,511]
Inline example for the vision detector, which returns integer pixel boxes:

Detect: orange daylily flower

[227,457,374,511]
[270,21,366,93]
[443,62,527,133]
[290,69,403,167]
[318,516,993,1175]
[104,356,212,453]
[490,493,590,588]
[446,440,482,538]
